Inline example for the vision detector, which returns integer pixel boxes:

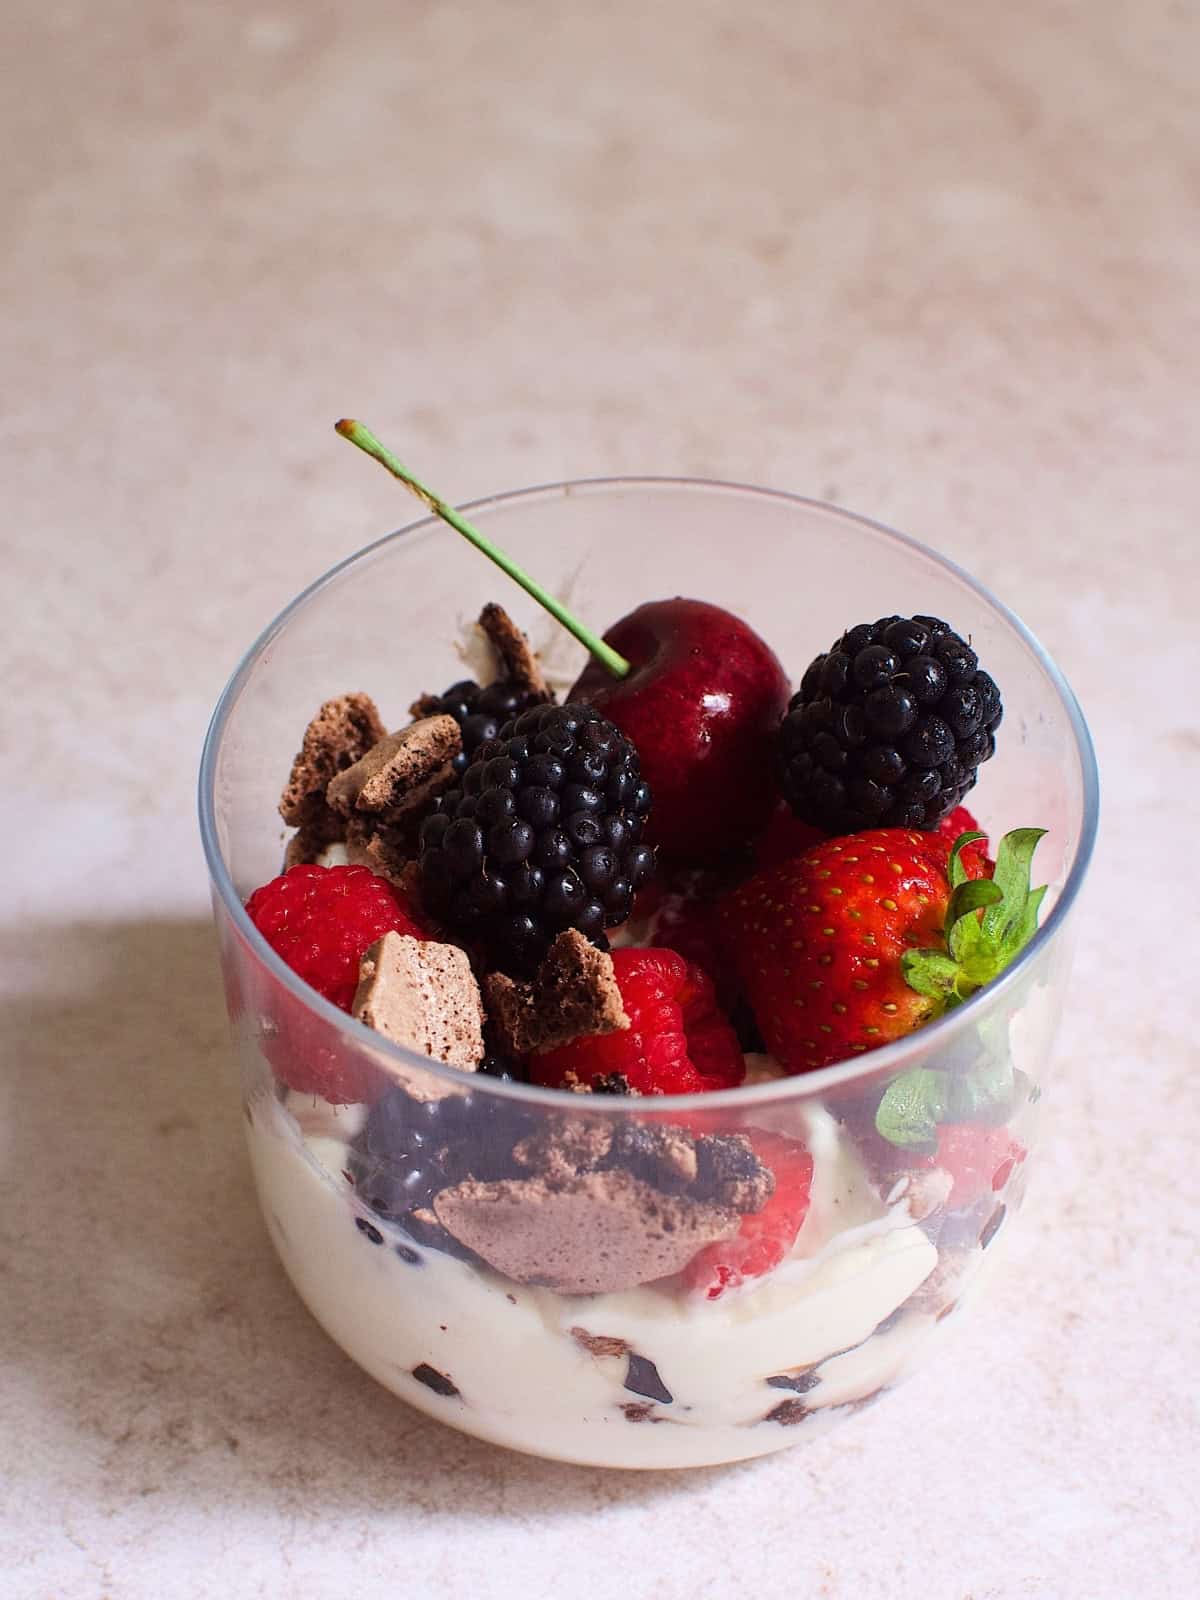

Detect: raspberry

[246,864,429,1010]
[681,1131,814,1298]
[778,614,1003,833]
[528,948,745,1096]
[245,864,429,1103]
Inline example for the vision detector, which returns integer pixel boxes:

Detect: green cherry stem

[335,419,632,680]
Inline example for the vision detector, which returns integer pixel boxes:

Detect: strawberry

[528,947,745,1095]
[245,863,431,1102]
[681,1131,814,1297]
[752,802,973,875]
[720,827,1046,1074]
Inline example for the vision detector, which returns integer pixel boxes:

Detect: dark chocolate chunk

[765,1397,810,1425]
[766,1369,821,1395]
[355,1217,384,1245]
[624,1353,673,1404]
[412,1363,459,1398]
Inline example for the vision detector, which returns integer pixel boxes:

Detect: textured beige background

[2,1,1198,1597]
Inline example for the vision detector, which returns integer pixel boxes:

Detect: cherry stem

[335,420,632,680]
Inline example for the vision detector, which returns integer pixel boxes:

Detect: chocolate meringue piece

[432,1168,738,1295]
[279,692,387,830]
[484,930,629,1056]
[326,715,461,824]
[353,933,485,1085]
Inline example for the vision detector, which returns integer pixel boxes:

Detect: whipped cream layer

[244,1086,977,1468]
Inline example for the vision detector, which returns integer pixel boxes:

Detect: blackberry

[422,678,548,774]
[418,702,655,975]
[348,1084,536,1258]
[777,614,1003,832]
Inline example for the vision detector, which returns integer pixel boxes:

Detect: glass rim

[198,474,1100,1113]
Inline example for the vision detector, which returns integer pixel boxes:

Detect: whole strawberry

[720,827,1045,1074]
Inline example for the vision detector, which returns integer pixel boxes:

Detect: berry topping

[681,1131,814,1297]
[528,948,745,1095]
[569,598,791,862]
[778,614,1003,833]
[421,678,549,774]
[720,827,1045,1074]
[243,863,431,1102]
[245,864,429,1012]
[418,703,654,975]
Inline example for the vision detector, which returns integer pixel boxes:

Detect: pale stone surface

[2,0,1197,1596]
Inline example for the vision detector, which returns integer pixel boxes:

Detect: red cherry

[569,599,790,863]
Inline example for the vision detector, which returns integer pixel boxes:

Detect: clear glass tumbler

[200,479,1097,1469]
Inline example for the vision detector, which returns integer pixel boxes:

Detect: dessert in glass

[200,446,1097,1469]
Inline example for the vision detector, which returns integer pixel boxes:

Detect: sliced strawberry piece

[528,948,744,1095]
[682,1131,814,1298]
